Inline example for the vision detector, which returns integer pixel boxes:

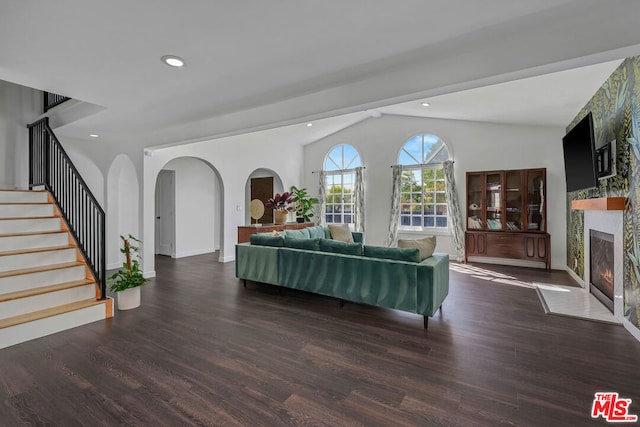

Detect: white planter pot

[117,287,141,310]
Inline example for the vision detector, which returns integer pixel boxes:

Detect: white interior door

[155,170,175,256]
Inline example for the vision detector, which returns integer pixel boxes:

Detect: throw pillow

[250,234,284,247]
[328,224,354,243]
[307,225,325,239]
[319,238,363,256]
[363,245,420,263]
[281,228,311,239]
[397,235,436,260]
[284,236,320,251]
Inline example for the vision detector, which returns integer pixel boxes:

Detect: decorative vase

[117,287,141,310]
[274,210,288,225]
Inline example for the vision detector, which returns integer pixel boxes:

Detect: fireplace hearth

[590,229,614,312]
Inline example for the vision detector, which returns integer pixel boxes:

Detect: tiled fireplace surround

[581,209,640,341]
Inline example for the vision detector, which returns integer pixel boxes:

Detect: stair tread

[0,244,75,257]
[0,216,58,221]
[0,279,95,302]
[0,202,51,205]
[0,261,85,279]
[0,190,47,193]
[0,230,67,238]
[0,298,105,329]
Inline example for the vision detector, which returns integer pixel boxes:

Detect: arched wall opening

[155,156,224,259]
[106,154,139,269]
[244,168,284,224]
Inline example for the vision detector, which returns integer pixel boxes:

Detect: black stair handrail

[27,117,106,300]
[43,92,71,112]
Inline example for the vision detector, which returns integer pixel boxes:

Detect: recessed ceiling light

[161,55,185,68]
[89,134,100,138]
[306,123,313,127]
[421,102,431,107]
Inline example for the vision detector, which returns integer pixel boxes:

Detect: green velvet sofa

[235,226,449,328]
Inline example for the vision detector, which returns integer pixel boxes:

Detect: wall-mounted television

[562,112,597,192]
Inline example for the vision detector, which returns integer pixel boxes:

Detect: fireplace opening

[589,229,614,312]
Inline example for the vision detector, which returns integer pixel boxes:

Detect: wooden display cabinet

[465,168,550,270]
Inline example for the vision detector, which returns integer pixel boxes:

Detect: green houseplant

[110,234,148,310]
[290,185,319,223]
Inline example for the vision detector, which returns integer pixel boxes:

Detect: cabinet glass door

[526,169,545,232]
[467,173,483,230]
[485,173,503,230]
[505,171,523,231]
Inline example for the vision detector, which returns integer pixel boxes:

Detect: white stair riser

[0,302,109,349]
[0,204,54,218]
[0,217,61,234]
[0,232,69,252]
[0,192,48,203]
[0,266,86,293]
[0,248,76,272]
[0,284,95,320]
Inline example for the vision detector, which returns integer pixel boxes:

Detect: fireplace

[589,230,614,312]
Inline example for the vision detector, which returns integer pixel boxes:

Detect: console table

[237,222,315,243]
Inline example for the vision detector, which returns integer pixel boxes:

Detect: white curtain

[354,167,365,232]
[317,170,327,226]
[384,165,403,246]
[443,160,464,261]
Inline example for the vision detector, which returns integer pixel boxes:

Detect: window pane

[424,204,434,215]
[424,216,434,227]
[325,214,333,223]
[436,193,446,203]
[401,215,411,226]
[411,216,422,226]
[334,214,342,223]
[344,214,352,223]
[436,217,448,227]
[436,205,448,215]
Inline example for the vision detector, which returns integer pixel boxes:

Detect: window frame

[397,134,449,232]
[323,144,361,226]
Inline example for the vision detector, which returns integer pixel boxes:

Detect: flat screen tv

[562,112,597,192]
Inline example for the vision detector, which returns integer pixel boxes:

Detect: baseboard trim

[143,270,156,278]
[219,255,234,263]
[174,248,216,259]
[107,262,120,270]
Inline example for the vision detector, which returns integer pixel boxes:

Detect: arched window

[323,144,361,225]
[398,134,449,229]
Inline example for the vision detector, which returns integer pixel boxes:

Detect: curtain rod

[389,161,454,168]
[311,166,366,174]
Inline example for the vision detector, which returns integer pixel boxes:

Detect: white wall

[304,115,567,269]
[162,157,220,258]
[142,130,303,276]
[0,80,40,189]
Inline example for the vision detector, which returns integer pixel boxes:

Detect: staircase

[0,189,113,350]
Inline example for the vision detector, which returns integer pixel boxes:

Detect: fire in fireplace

[590,229,614,312]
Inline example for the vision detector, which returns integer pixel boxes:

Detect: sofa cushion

[397,235,436,260]
[306,225,326,239]
[281,228,311,239]
[284,236,320,251]
[328,224,354,243]
[364,245,420,263]
[319,238,363,256]
[250,233,284,247]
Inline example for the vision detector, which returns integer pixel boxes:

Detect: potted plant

[290,185,319,223]
[266,192,293,225]
[109,234,148,310]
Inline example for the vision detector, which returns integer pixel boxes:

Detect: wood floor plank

[1,254,640,426]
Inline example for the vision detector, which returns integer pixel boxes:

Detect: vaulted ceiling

[1,1,640,148]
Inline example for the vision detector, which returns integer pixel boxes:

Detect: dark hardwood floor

[2,254,640,426]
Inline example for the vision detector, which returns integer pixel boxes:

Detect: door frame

[155,170,176,256]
